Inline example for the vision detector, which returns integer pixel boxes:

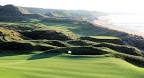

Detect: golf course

[0,4,144,78]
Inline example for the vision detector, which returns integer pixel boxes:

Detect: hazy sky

[0,0,144,13]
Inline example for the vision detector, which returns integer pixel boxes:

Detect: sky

[0,0,144,13]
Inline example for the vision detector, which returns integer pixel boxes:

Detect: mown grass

[0,53,144,78]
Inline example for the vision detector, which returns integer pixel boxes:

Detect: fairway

[0,53,144,78]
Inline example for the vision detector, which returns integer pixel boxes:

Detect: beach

[93,14,144,37]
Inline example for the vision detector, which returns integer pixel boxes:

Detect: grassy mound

[0,27,23,41]
[0,22,49,31]
[34,43,57,51]
[80,36,124,45]
[93,42,143,56]
[66,40,97,46]
[29,40,71,47]
[21,30,78,40]
[0,22,79,40]
[112,52,144,67]
[0,41,57,52]
[91,48,144,67]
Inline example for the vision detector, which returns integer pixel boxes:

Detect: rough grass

[21,29,78,40]
[41,21,128,37]
[42,21,99,36]
[0,22,50,31]
[93,42,143,56]
[0,53,144,78]
[0,22,79,40]
[66,40,98,46]
[0,41,57,51]
[113,52,144,67]
[80,36,124,45]
[29,40,71,47]
[0,27,23,41]
[42,26,79,40]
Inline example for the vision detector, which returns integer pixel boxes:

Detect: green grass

[0,21,143,78]
[0,22,120,39]
[45,26,78,38]
[0,22,79,40]
[0,53,144,78]
[0,22,50,31]
[42,22,99,36]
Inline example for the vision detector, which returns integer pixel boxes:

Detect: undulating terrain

[0,4,144,78]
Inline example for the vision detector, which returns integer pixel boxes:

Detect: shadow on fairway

[28,51,62,60]
[0,51,35,57]
[60,55,106,60]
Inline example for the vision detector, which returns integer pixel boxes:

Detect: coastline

[92,19,144,37]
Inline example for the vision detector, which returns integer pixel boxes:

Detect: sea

[93,14,144,37]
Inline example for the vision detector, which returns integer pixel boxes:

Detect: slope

[0,27,23,41]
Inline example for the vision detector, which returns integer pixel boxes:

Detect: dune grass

[0,27,23,41]
[42,21,99,36]
[0,53,144,78]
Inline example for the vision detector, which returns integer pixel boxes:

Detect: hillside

[24,7,106,20]
[0,5,104,21]
[0,5,28,21]
[0,5,46,21]
[0,6,143,50]
[0,27,23,41]
[0,5,29,16]
[15,6,142,50]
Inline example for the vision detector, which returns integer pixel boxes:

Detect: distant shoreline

[92,19,144,37]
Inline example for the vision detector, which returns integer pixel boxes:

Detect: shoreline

[92,19,144,37]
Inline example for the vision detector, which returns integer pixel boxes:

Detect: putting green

[0,54,144,78]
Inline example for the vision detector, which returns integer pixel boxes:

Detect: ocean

[94,14,144,37]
